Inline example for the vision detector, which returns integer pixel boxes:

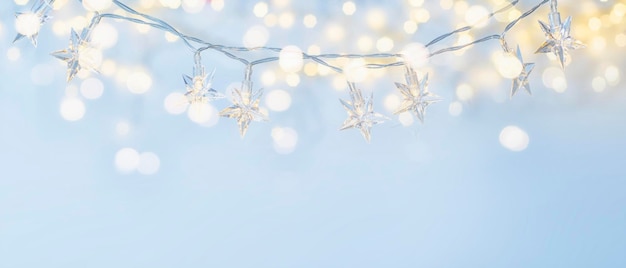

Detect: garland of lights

[14,0,584,142]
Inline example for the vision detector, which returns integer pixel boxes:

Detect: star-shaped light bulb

[183,63,224,105]
[535,15,584,69]
[219,79,268,137]
[394,66,441,123]
[14,0,54,47]
[511,46,535,97]
[51,28,102,82]
[339,82,387,143]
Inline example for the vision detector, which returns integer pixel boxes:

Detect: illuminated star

[511,46,535,97]
[339,82,387,143]
[51,28,98,82]
[14,0,54,47]
[183,63,224,105]
[394,66,441,123]
[219,79,268,137]
[535,16,585,69]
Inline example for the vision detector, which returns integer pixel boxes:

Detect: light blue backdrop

[1,1,625,267]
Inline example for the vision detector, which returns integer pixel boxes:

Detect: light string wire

[71,0,552,76]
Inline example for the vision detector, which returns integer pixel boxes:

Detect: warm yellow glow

[15,13,41,36]
[376,36,394,52]
[303,14,317,28]
[279,45,304,73]
[493,51,523,79]
[83,0,112,11]
[343,1,356,16]
[266,90,292,111]
[465,5,489,28]
[253,2,268,18]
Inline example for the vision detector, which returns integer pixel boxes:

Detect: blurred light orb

[465,5,489,28]
[279,45,303,73]
[326,24,345,42]
[253,2,268,17]
[456,83,475,101]
[266,90,292,112]
[272,127,298,154]
[60,98,86,121]
[78,46,103,70]
[449,101,463,116]
[15,0,29,5]
[80,77,104,99]
[376,36,394,52]
[160,0,181,9]
[357,36,373,52]
[164,92,189,115]
[211,0,224,11]
[15,13,41,37]
[126,71,152,94]
[605,65,620,85]
[366,9,387,30]
[91,23,118,49]
[402,43,430,68]
[343,59,368,82]
[592,77,607,93]
[261,70,276,86]
[83,0,112,11]
[187,103,213,124]
[384,94,400,111]
[115,148,140,173]
[499,126,530,152]
[404,21,418,34]
[285,73,300,87]
[493,51,523,79]
[243,25,269,48]
[278,12,295,28]
[182,0,206,13]
[343,1,356,15]
[303,14,317,28]
[138,152,161,175]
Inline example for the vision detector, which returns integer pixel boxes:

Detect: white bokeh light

[266,90,292,112]
[60,98,86,121]
[402,43,430,69]
[80,78,104,99]
[126,71,152,94]
[15,13,41,37]
[499,126,530,152]
[115,147,140,173]
[164,92,189,115]
[91,23,118,49]
[272,127,298,154]
[243,25,269,48]
[279,45,304,73]
[138,152,161,175]
[83,0,112,11]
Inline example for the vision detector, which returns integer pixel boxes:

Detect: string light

[14,0,593,142]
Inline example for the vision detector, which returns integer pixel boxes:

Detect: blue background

[1,0,625,267]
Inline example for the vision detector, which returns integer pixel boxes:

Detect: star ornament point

[339,82,387,143]
[219,80,268,137]
[535,16,585,69]
[394,67,441,123]
[511,46,535,97]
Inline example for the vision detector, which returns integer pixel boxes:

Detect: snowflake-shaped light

[219,79,268,137]
[394,66,441,123]
[51,28,101,82]
[183,64,224,105]
[339,82,387,143]
[14,0,54,47]
[535,15,585,69]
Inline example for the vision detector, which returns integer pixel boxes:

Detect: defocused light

[254,2,268,17]
[465,5,489,28]
[80,77,104,99]
[187,103,216,124]
[243,25,269,48]
[264,14,277,27]
[449,101,463,116]
[384,94,400,112]
[182,0,206,13]
[126,71,152,94]
[91,23,118,49]
[303,63,317,76]
[83,0,112,11]
[115,148,140,173]
[366,9,387,30]
[326,24,345,42]
[272,127,298,154]
[303,14,317,28]
[376,36,394,52]
[15,13,41,37]
[278,12,295,28]
[592,76,607,93]
[499,126,530,152]
[605,65,620,85]
[211,0,224,11]
[160,0,181,9]
[14,0,29,5]
[137,152,160,175]
[412,9,430,23]
[266,90,292,112]
[164,92,189,114]
[409,0,424,7]
[493,51,523,79]
[116,121,131,136]
[456,83,474,101]
[60,97,86,121]
[78,46,103,70]
[404,21,418,34]
[286,73,300,87]
[402,43,429,68]
[357,36,373,52]
[343,1,356,15]
[279,45,303,73]
[343,59,368,82]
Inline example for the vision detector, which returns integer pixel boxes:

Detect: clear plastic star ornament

[535,15,585,69]
[14,0,54,47]
[183,61,224,105]
[219,79,268,137]
[51,27,100,82]
[511,46,535,97]
[339,82,388,143]
[394,66,441,123]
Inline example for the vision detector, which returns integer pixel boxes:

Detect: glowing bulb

[494,51,522,79]
[499,126,529,152]
[279,45,303,73]
[15,13,41,36]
